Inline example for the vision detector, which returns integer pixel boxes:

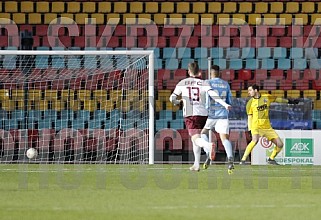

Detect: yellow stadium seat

[114,2,127,13]
[294,14,308,25]
[130,2,143,13]
[98,2,111,13]
[51,2,65,13]
[109,91,121,101]
[44,13,58,24]
[241,90,249,98]
[123,13,136,25]
[155,100,164,112]
[216,14,230,25]
[271,90,285,98]
[223,2,237,13]
[248,14,262,25]
[106,14,120,25]
[21,1,34,13]
[286,2,299,13]
[161,2,174,13]
[0,89,9,101]
[0,13,11,22]
[28,90,42,101]
[91,14,105,25]
[192,2,206,13]
[270,2,284,13]
[66,100,80,111]
[67,2,80,13]
[166,100,180,111]
[239,2,252,13]
[36,2,49,13]
[314,100,321,110]
[279,14,293,26]
[75,13,89,25]
[231,90,236,97]
[52,100,63,111]
[15,100,24,110]
[255,2,268,14]
[0,2,2,13]
[60,90,74,101]
[145,2,158,13]
[45,90,58,101]
[93,90,107,100]
[137,14,152,25]
[287,90,300,98]
[168,14,183,25]
[301,2,315,13]
[5,1,18,13]
[303,90,317,100]
[60,13,75,24]
[311,14,321,25]
[11,89,24,100]
[83,2,96,13]
[317,3,321,13]
[99,100,115,111]
[200,14,214,25]
[263,14,277,25]
[154,14,167,25]
[177,2,190,13]
[2,100,15,111]
[28,13,42,25]
[232,14,246,25]
[185,14,199,25]
[83,100,97,111]
[77,90,91,101]
[36,100,49,111]
[208,2,222,13]
[12,13,26,24]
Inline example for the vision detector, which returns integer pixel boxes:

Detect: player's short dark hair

[249,84,260,91]
[188,62,199,75]
[211,65,220,72]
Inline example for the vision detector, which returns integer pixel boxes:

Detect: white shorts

[203,118,229,134]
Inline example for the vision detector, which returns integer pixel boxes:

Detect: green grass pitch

[1,164,321,220]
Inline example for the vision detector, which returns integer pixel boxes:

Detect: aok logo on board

[285,138,314,157]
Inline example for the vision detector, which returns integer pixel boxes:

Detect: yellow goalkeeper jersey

[246,94,276,129]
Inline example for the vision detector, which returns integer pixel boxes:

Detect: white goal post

[0,50,155,164]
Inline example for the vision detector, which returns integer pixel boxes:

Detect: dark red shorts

[184,116,207,136]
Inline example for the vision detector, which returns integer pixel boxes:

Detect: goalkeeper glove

[288,98,300,105]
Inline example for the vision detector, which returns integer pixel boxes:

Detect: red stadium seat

[221,69,235,81]
[303,69,317,80]
[238,69,252,81]
[186,36,199,48]
[287,26,302,37]
[271,26,286,37]
[162,27,176,37]
[279,79,293,90]
[270,69,284,80]
[114,25,127,36]
[286,69,301,80]
[35,25,48,36]
[254,69,268,81]
[279,37,293,48]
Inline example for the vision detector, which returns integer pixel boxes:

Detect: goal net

[0,50,154,164]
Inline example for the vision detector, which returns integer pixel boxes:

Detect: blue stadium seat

[309,59,321,69]
[290,47,303,59]
[305,48,318,59]
[261,58,275,70]
[257,47,271,59]
[35,56,49,69]
[27,110,41,120]
[273,47,287,58]
[5,119,18,130]
[181,58,194,69]
[177,47,191,59]
[170,119,184,130]
[197,58,208,70]
[38,118,52,129]
[60,110,73,119]
[12,110,24,120]
[241,47,255,59]
[55,119,69,131]
[0,110,7,119]
[229,59,243,70]
[72,118,86,130]
[163,47,176,59]
[245,59,259,70]
[194,47,208,59]
[213,58,227,69]
[210,48,224,59]
[147,47,160,58]
[154,58,163,70]
[77,110,90,120]
[88,119,102,129]
[43,110,57,120]
[159,110,172,119]
[165,58,179,70]
[156,119,169,131]
[120,119,136,130]
[94,110,107,121]
[226,47,240,59]
[84,47,98,69]
[293,58,307,70]
[277,58,291,70]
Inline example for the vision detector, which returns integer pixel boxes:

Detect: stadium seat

[270,2,284,13]
[177,48,191,59]
[254,69,268,81]
[194,47,208,59]
[210,47,224,59]
[226,48,240,59]
[192,2,206,13]
[238,69,252,81]
[221,69,235,81]
[245,59,259,70]
[290,48,304,59]
[293,59,307,70]
[241,47,255,59]
[176,2,190,13]
[36,2,49,13]
[287,90,300,98]
[257,47,271,59]
[273,47,287,58]
[163,47,176,59]
[229,59,243,70]
[303,69,317,80]
[263,79,277,90]
[208,2,221,13]
[261,59,275,70]
[305,48,318,59]
[277,59,291,70]
[270,69,284,80]
[213,59,226,70]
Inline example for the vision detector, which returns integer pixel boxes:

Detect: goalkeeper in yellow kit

[240,84,299,165]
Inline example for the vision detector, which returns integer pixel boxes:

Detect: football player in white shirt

[169,62,231,171]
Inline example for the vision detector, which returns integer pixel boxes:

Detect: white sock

[195,137,212,155]
[192,141,201,168]
[223,139,233,160]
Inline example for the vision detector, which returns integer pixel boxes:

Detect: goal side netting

[0,50,154,164]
